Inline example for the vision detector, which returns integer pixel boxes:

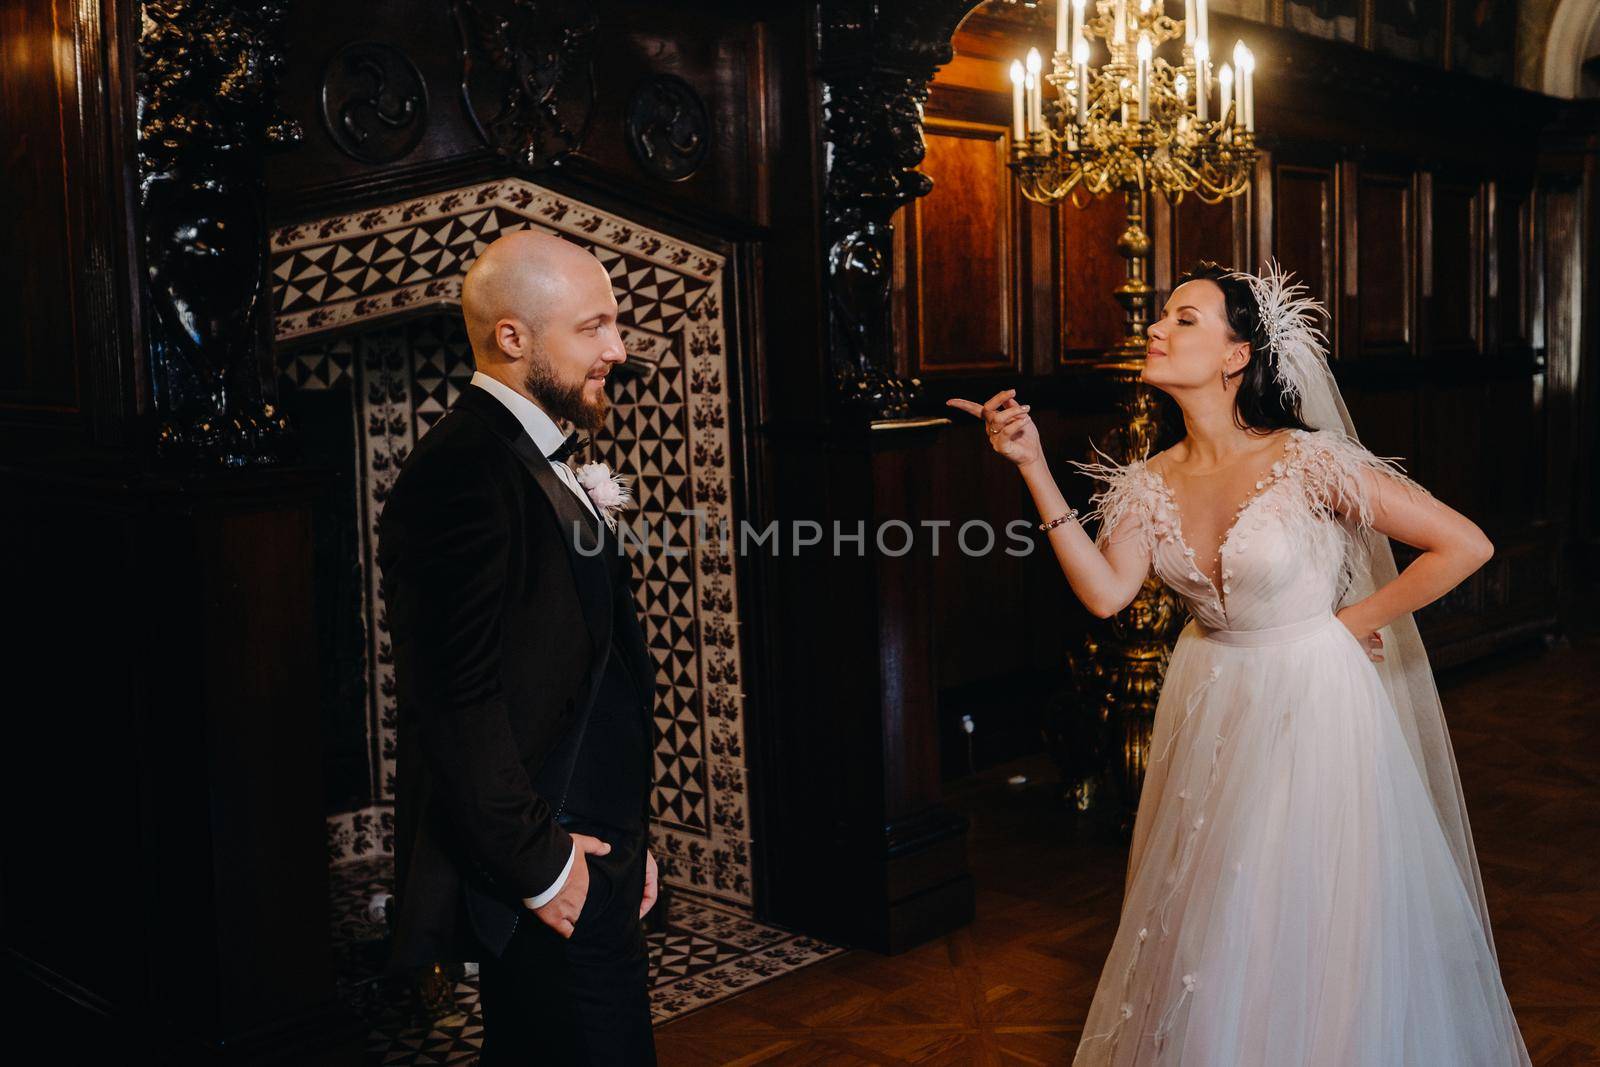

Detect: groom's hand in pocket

[532,833,611,939]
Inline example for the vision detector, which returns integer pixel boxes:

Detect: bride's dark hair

[1175,260,1314,435]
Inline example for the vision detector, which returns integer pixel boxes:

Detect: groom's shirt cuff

[523,843,577,910]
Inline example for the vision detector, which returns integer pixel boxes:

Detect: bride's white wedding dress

[1070,427,1530,1066]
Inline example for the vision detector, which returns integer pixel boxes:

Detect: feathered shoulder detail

[1069,452,1170,552]
[1287,428,1431,530]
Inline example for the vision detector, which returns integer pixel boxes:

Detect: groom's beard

[524,352,609,433]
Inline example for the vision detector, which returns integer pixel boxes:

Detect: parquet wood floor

[656,631,1600,1065]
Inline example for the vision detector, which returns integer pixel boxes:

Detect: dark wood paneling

[1272,162,1337,319]
[1342,384,1418,468]
[904,120,1018,374]
[1495,184,1532,349]
[0,1,81,411]
[0,0,138,448]
[1429,176,1483,355]
[1417,381,1486,513]
[1,472,361,1061]
[1356,170,1414,355]
[1172,195,1240,274]
[1060,192,1130,358]
[267,0,767,231]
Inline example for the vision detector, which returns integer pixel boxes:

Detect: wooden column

[749,0,985,952]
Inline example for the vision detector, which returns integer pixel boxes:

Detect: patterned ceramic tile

[274,178,753,906]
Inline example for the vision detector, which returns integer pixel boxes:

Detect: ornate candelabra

[1011,0,1259,829]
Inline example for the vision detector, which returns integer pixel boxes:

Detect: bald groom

[379,231,659,1064]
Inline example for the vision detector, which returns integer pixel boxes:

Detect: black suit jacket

[378,384,651,968]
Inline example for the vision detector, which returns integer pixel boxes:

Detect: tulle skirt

[1072,613,1531,1066]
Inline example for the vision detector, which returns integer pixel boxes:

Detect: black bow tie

[547,430,589,463]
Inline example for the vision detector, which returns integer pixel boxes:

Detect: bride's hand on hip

[946,390,1041,469]
[1336,607,1386,662]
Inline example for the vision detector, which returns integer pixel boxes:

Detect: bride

[948,261,1531,1065]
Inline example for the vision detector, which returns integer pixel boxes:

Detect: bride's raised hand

[946,389,1042,469]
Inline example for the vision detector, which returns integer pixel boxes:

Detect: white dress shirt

[468,371,591,909]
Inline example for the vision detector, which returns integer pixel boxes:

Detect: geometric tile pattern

[273,179,753,905]
[331,856,843,1059]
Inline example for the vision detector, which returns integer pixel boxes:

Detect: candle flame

[1073,37,1089,65]
[1011,59,1026,85]
[1137,34,1152,62]
[1027,47,1043,75]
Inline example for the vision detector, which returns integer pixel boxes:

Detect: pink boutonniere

[571,462,633,530]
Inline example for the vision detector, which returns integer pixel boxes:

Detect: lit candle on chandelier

[1233,41,1248,127]
[1196,0,1209,50]
[1237,43,1256,131]
[1194,38,1210,121]
[1057,0,1069,55]
[1073,36,1090,124]
[1010,59,1026,141]
[1184,0,1195,46]
[1072,0,1085,51]
[1114,0,1127,46]
[1026,47,1044,132]
[1219,61,1234,127]
[1137,34,1152,122]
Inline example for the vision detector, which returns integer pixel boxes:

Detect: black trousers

[477,825,656,1066]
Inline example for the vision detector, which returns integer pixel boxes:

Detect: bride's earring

[1220,367,1229,389]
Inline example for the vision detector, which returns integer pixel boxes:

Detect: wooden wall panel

[1342,386,1418,466]
[1429,177,1483,354]
[0,0,137,449]
[1059,192,1130,358]
[1272,164,1337,316]
[1172,196,1240,275]
[1416,382,1487,514]
[267,1,767,226]
[1495,185,1532,350]
[1483,373,1543,519]
[1356,171,1414,355]
[904,120,1018,374]
[0,1,80,411]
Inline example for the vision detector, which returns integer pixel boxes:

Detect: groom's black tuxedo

[378,383,656,1062]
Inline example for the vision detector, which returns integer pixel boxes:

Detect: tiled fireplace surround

[271,179,838,1036]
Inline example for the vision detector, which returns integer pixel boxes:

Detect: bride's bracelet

[1038,507,1080,532]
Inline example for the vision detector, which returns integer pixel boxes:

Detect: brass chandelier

[1007,0,1258,206]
